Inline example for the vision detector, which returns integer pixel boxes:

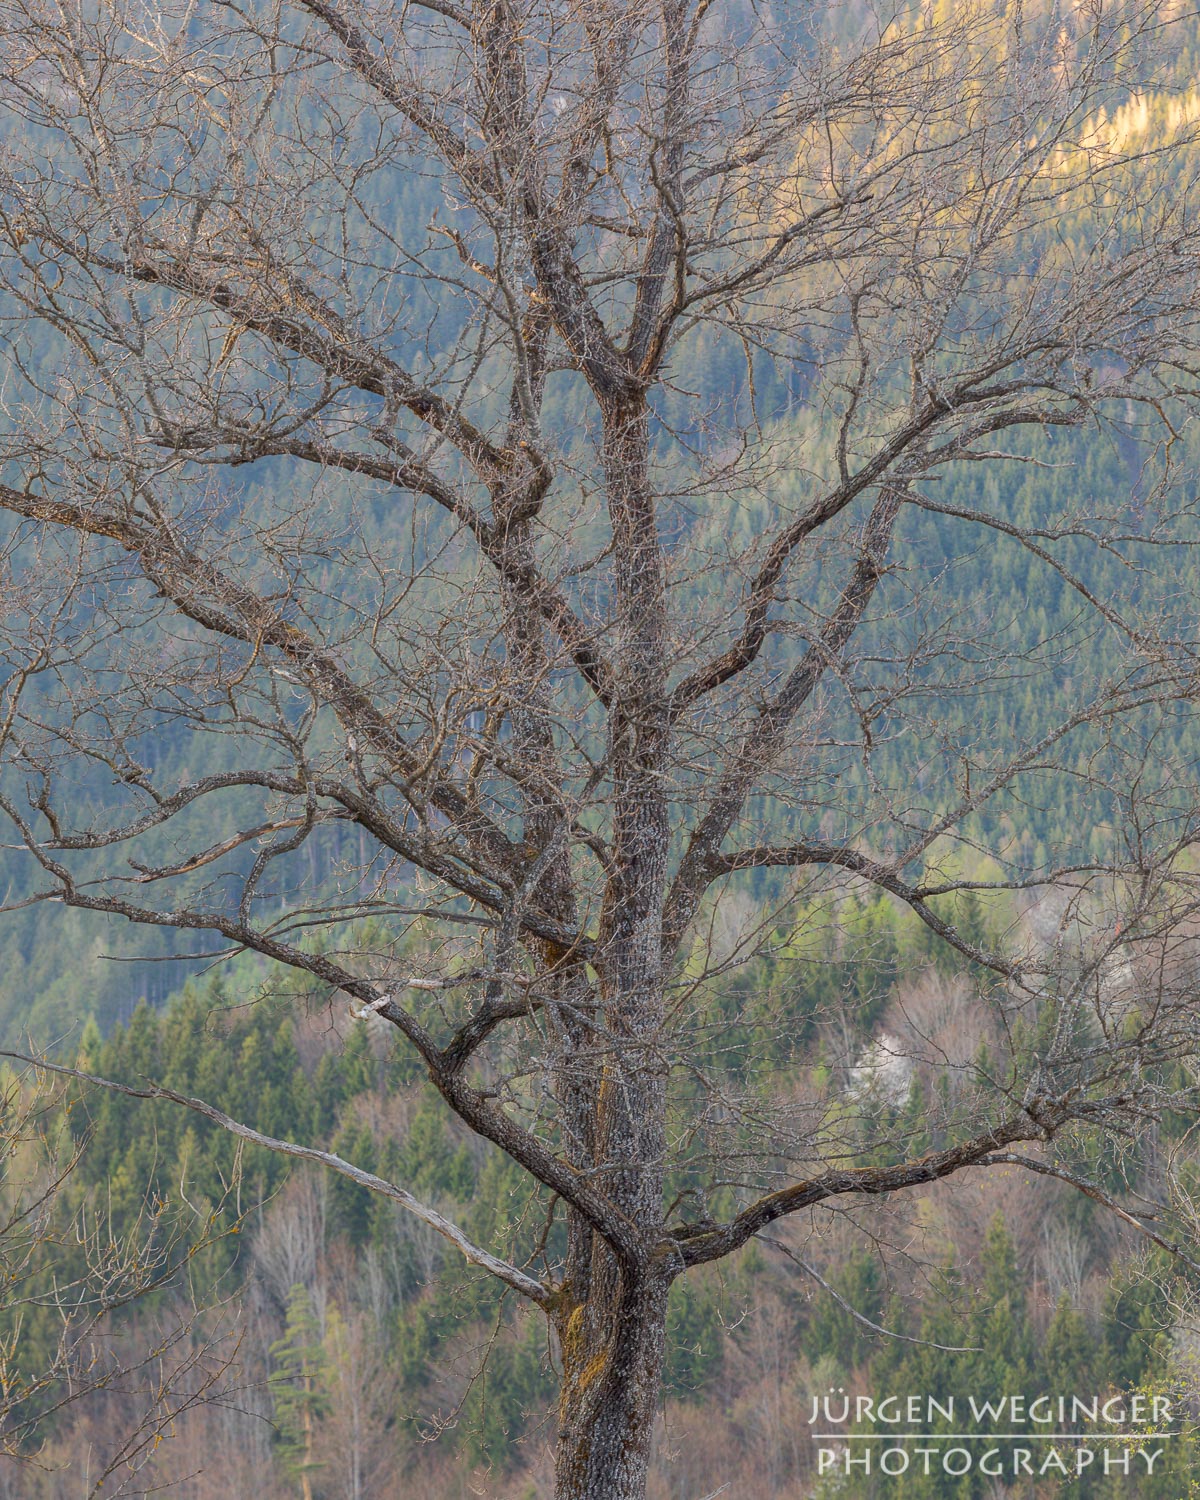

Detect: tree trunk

[553,1266,671,1500]
[550,389,673,1500]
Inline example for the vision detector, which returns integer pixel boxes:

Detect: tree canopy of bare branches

[5,0,1200,1493]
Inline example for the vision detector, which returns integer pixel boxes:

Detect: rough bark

[552,391,673,1498]
[553,1269,672,1500]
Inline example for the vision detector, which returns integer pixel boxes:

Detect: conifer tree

[270,1283,331,1500]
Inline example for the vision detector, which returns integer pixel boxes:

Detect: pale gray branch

[0,1049,553,1307]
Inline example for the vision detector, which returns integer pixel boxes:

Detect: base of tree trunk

[554,1270,671,1500]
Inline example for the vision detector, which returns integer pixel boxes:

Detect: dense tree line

[4,889,1198,1498]
[3,406,1200,1050]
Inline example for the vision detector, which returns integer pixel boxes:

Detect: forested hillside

[5,406,1200,1048]
[6,57,1200,1048]
[5,888,1200,1498]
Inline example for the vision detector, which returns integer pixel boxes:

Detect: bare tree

[3,0,1200,1495]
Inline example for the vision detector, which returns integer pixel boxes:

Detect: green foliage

[1102,1252,1174,1390]
[665,1272,726,1399]
[9,890,1198,1491]
[269,1283,330,1491]
[806,1250,883,1372]
[327,1122,378,1247]
[462,1313,552,1467]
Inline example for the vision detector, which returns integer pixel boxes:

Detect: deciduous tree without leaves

[4,0,1200,1494]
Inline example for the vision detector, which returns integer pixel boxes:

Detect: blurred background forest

[6,0,1200,1492]
[7,886,1200,1499]
[6,414,1200,1498]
